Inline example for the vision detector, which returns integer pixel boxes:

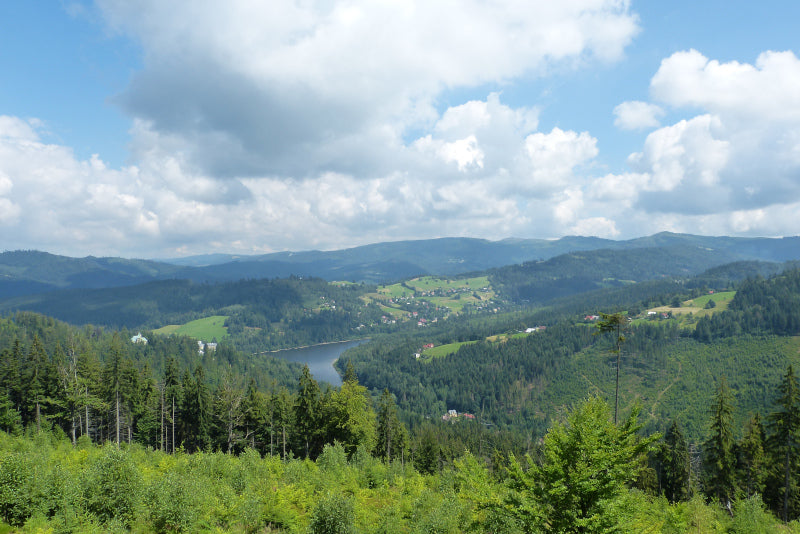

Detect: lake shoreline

[266,338,370,386]
[255,337,370,355]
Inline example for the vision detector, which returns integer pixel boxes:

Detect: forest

[2,260,800,530]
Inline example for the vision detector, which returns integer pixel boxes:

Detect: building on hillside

[131,333,148,345]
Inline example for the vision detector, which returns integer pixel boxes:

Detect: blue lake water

[270,339,368,386]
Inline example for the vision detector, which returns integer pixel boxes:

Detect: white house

[131,333,148,345]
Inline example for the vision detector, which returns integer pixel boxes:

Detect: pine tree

[295,365,321,459]
[273,387,293,460]
[163,357,182,453]
[736,413,766,499]
[23,335,56,432]
[506,397,657,533]
[375,388,408,463]
[659,420,690,503]
[0,341,22,415]
[703,376,736,511]
[767,365,800,522]
[595,312,628,424]
[324,373,376,457]
[181,365,212,452]
[242,379,267,451]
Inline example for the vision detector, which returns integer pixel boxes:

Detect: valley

[2,233,800,531]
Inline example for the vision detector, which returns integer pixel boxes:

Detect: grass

[364,275,497,317]
[641,291,736,320]
[688,291,736,309]
[153,315,229,341]
[422,340,478,359]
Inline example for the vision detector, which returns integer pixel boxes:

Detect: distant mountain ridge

[2,233,799,298]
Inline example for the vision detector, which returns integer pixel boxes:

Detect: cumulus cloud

[21,3,800,253]
[0,0,638,256]
[597,49,800,237]
[651,49,800,123]
[96,0,637,180]
[525,128,598,190]
[0,95,611,256]
[613,100,664,130]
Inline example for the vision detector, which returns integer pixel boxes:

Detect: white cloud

[553,188,585,224]
[96,0,637,179]
[651,49,800,123]
[628,114,730,193]
[608,49,800,229]
[525,128,598,190]
[570,217,620,238]
[2,1,644,256]
[613,100,664,130]
[14,5,800,256]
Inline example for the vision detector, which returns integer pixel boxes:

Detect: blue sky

[1,1,799,258]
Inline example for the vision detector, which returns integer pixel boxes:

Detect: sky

[1,1,800,259]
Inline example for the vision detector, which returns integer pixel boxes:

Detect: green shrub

[731,495,778,534]
[83,445,142,527]
[309,492,356,534]
[0,452,33,526]
[147,470,203,533]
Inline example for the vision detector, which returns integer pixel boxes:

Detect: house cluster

[414,342,436,359]
[130,333,148,345]
[318,296,336,310]
[647,311,672,319]
[197,340,218,355]
[584,315,600,321]
[442,409,476,422]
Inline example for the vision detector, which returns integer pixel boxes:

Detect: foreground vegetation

[2,395,799,533]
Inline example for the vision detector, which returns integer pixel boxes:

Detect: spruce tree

[659,420,690,503]
[703,376,736,511]
[295,365,321,459]
[507,397,657,533]
[595,312,628,424]
[736,412,766,499]
[376,388,407,463]
[768,365,800,522]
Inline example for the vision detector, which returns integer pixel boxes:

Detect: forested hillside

[3,264,800,530]
[3,233,799,297]
[0,277,384,350]
[345,267,800,442]
[489,245,739,304]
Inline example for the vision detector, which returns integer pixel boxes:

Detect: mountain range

[2,232,799,299]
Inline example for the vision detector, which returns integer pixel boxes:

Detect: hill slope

[3,233,799,297]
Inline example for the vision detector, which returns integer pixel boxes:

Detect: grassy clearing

[423,328,540,359]
[364,275,497,317]
[154,324,181,335]
[379,305,406,318]
[643,291,736,318]
[153,315,229,341]
[422,340,477,359]
[688,291,736,309]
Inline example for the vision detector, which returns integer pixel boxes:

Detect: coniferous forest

[2,256,800,531]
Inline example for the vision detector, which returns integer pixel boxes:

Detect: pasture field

[364,275,497,317]
[422,328,541,359]
[635,291,737,328]
[422,340,477,359]
[688,291,736,309]
[153,315,229,341]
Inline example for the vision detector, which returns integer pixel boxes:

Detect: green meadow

[153,315,229,341]
[365,275,496,316]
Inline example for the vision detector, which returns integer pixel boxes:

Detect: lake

[270,339,368,386]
